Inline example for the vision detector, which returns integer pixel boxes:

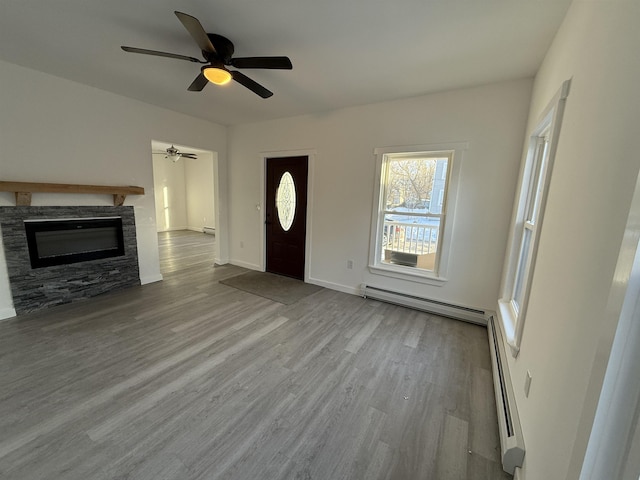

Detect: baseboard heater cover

[203,226,215,235]
[362,285,488,325]
[487,316,525,474]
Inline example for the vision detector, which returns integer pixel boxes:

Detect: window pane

[530,138,549,221]
[381,213,440,271]
[276,171,296,231]
[513,228,532,312]
[384,157,447,213]
[373,149,456,278]
[526,136,548,223]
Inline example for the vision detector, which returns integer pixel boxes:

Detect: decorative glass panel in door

[276,171,296,231]
[266,156,308,280]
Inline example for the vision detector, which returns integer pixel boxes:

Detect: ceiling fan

[153,145,197,162]
[121,11,293,98]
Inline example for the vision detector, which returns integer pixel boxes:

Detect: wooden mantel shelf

[0,181,145,206]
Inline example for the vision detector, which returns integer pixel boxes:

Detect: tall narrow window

[369,143,466,284]
[511,133,549,316]
[498,80,570,355]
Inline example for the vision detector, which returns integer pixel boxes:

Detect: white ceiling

[0,0,571,126]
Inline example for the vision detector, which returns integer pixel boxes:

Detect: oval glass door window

[276,171,296,231]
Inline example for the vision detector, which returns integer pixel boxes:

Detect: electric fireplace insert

[24,217,125,269]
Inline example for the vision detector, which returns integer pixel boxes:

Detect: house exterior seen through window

[379,154,449,273]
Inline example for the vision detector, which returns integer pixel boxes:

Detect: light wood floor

[0,230,510,479]
[158,230,216,274]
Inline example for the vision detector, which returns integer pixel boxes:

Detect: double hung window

[510,133,549,316]
[499,80,570,355]
[369,143,465,284]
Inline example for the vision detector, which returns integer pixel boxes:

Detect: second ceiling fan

[122,11,292,98]
[153,145,197,162]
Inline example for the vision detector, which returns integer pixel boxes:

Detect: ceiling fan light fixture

[202,66,232,85]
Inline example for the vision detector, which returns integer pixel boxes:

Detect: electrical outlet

[524,370,532,397]
[347,260,353,269]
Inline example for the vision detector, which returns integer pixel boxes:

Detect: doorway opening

[151,140,220,273]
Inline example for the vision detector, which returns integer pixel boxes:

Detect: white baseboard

[363,285,488,325]
[307,277,361,295]
[140,274,163,285]
[158,226,188,232]
[229,259,262,271]
[0,307,17,321]
[488,316,525,474]
[187,226,206,233]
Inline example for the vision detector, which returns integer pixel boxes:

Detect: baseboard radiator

[487,316,525,474]
[362,285,488,325]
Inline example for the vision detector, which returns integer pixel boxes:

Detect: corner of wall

[0,308,17,321]
[140,274,163,285]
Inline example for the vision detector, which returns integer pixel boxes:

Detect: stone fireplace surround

[0,206,140,315]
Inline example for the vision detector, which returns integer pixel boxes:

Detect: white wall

[152,156,188,231]
[152,151,216,233]
[498,1,640,478]
[185,153,215,232]
[0,59,228,318]
[227,79,533,311]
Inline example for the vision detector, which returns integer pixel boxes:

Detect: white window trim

[498,79,571,357]
[368,142,467,286]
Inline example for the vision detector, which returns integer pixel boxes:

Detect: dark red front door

[265,156,308,280]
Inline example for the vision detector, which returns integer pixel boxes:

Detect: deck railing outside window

[382,220,439,258]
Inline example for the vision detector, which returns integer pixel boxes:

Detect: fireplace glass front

[24,217,125,269]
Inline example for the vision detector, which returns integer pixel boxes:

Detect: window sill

[368,263,447,286]
[497,299,520,357]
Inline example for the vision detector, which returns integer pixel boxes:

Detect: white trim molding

[498,79,571,357]
[229,259,262,271]
[307,277,361,296]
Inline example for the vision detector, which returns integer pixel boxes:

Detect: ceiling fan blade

[174,11,216,54]
[181,154,198,159]
[188,73,208,91]
[121,46,205,63]
[231,71,273,98]
[230,56,293,70]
